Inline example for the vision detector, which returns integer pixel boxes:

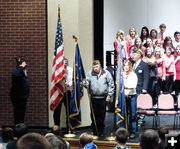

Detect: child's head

[79,133,93,147]
[115,128,129,144]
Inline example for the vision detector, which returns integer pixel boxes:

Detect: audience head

[14,123,29,139]
[92,60,101,74]
[159,24,166,33]
[175,45,180,56]
[158,127,169,141]
[16,56,26,67]
[115,128,129,144]
[174,31,180,42]
[128,27,138,38]
[51,125,62,137]
[134,37,142,48]
[45,134,67,149]
[132,49,143,62]
[2,127,14,142]
[140,26,149,38]
[140,129,160,149]
[123,60,133,72]
[116,29,125,40]
[17,133,51,149]
[150,29,158,39]
[155,39,162,48]
[79,133,93,147]
[154,47,163,58]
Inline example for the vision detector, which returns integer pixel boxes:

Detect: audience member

[158,127,169,149]
[150,29,158,46]
[158,24,168,42]
[140,26,149,46]
[172,31,180,49]
[154,39,164,55]
[123,60,138,139]
[164,48,176,93]
[45,133,67,149]
[174,45,180,95]
[132,49,149,94]
[85,60,114,136]
[79,133,97,149]
[163,36,174,54]
[154,47,166,96]
[126,27,138,57]
[2,127,14,149]
[114,29,128,61]
[10,57,30,124]
[143,47,157,104]
[16,133,51,149]
[114,128,131,149]
[139,129,160,149]
[53,58,73,131]
[6,123,28,149]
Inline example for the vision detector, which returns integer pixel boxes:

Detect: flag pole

[87,87,99,140]
[64,88,76,138]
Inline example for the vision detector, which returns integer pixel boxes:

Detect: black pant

[91,97,106,134]
[164,75,174,93]
[11,97,27,124]
[53,91,71,129]
[174,80,180,95]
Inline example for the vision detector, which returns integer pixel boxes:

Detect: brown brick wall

[0,0,48,126]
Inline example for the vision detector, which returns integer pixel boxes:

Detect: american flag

[50,9,65,111]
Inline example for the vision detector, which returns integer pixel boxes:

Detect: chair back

[137,93,153,109]
[158,94,174,110]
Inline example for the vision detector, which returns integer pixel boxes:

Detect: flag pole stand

[87,88,99,140]
[105,132,115,141]
[64,89,76,138]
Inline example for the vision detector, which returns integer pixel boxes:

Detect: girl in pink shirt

[125,27,138,57]
[174,45,180,95]
[164,48,176,93]
[114,30,128,62]
[154,47,166,95]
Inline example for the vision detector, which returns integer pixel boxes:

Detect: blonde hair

[116,29,124,39]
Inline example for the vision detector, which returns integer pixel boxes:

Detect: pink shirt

[175,56,180,80]
[114,40,128,60]
[164,55,175,76]
[156,57,165,77]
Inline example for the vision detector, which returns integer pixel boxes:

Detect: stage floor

[60,112,180,143]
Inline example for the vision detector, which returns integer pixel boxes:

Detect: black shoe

[98,131,104,137]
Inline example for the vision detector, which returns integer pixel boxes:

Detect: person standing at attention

[85,60,114,136]
[10,57,30,124]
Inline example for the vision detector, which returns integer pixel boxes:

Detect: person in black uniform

[10,57,30,124]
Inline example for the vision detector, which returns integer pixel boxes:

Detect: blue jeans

[126,95,137,136]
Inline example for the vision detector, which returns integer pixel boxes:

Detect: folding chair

[136,93,157,129]
[176,95,180,129]
[157,94,177,129]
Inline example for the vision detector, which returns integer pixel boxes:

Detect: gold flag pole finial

[58,4,60,17]
[72,35,78,42]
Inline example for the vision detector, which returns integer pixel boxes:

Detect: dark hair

[140,129,159,149]
[17,133,51,149]
[51,125,62,137]
[174,31,180,37]
[158,127,169,141]
[140,26,149,42]
[115,128,129,144]
[159,24,166,28]
[16,57,26,66]
[79,133,93,147]
[45,135,67,149]
[2,127,14,142]
[14,123,29,139]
